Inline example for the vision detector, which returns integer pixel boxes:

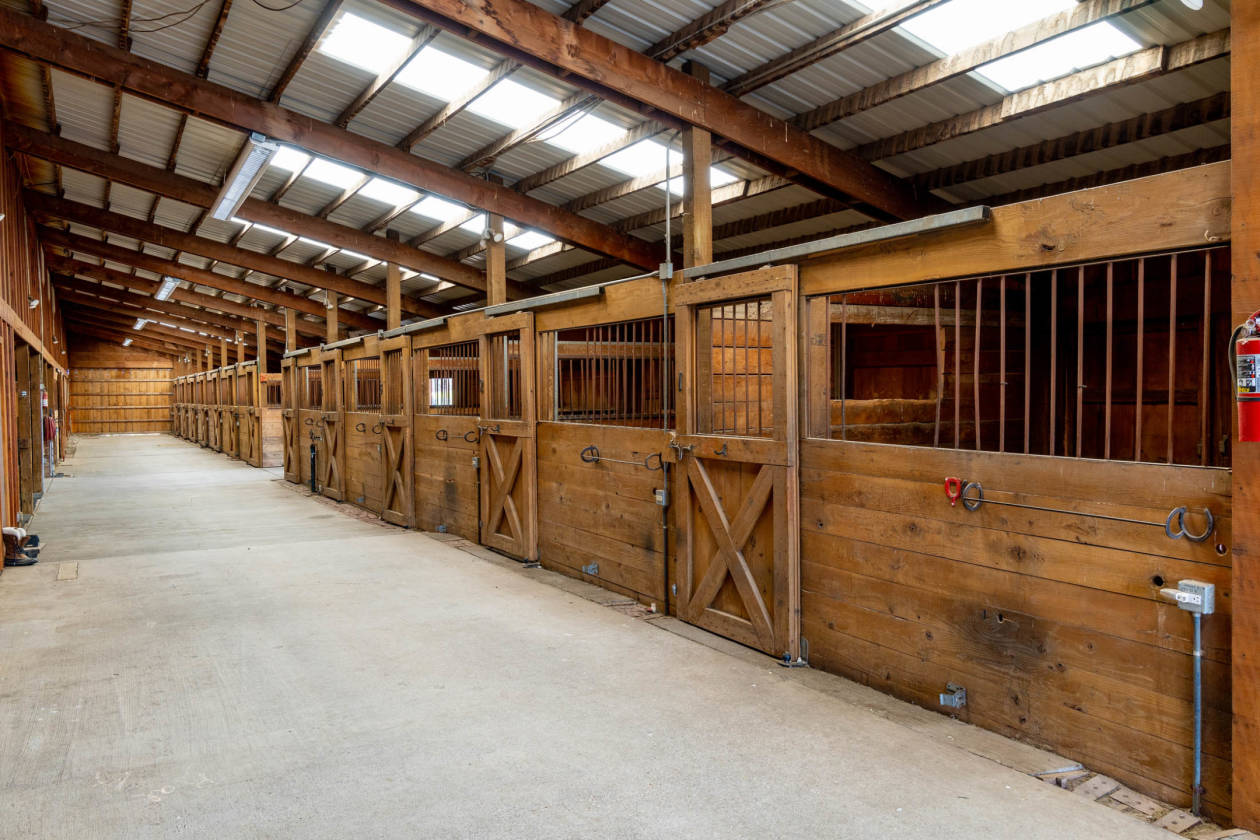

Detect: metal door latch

[939,683,967,709]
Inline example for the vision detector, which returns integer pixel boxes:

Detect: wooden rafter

[378,0,937,219]
[336,27,437,128]
[911,92,1231,195]
[65,320,185,355]
[267,0,344,102]
[0,9,662,269]
[48,254,325,337]
[647,0,787,63]
[26,191,447,318]
[39,226,374,327]
[792,0,1161,133]
[854,29,1230,163]
[722,0,950,97]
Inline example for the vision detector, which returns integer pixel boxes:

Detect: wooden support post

[325,288,340,345]
[285,307,297,352]
[256,318,266,372]
[1232,1,1260,829]
[486,176,507,306]
[682,60,712,270]
[219,336,228,369]
[386,229,403,331]
[236,331,245,364]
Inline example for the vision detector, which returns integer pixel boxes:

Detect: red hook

[944,477,963,506]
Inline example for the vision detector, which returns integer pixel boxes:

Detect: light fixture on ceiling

[133,318,147,330]
[210,132,280,221]
[122,338,133,347]
[155,276,179,301]
[28,297,39,309]
[0,212,6,222]
[1179,0,1203,7]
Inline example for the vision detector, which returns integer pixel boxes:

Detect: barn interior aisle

[0,434,1165,840]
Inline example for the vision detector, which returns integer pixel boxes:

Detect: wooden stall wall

[1,122,68,528]
[797,163,1235,819]
[67,336,172,433]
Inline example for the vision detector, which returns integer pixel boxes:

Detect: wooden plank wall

[67,336,172,433]
[800,440,1232,817]
[535,423,670,604]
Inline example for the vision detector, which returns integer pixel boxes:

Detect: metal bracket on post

[939,683,967,709]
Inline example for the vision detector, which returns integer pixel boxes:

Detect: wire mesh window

[696,297,775,437]
[549,316,674,428]
[487,332,523,421]
[382,349,404,415]
[301,365,322,410]
[822,246,1232,467]
[347,358,382,412]
[418,341,479,416]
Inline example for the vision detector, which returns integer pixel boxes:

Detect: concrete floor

[0,434,1168,839]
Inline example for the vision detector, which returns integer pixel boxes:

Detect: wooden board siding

[67,337,171,434]
[413,414,479,540]
[799,438,1232,818]
[344,412,384,513]
[536,423,670,605]
[259,408,283,468]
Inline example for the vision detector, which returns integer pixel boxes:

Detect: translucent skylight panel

[318,13,413,75]
[507,231,554,251]
[898,0,1074,55]
[270,146,310,172]
[468,79,560,129]
[601,139,669,177]
[397,46,488,99]
[298,236,331,250]
[543,113,625,154]
[411,196,468,222]
[979,22,1141,91]
[460,214,487,234]
[304,158,362,190]
[658,167,740,195]
[248,222,291,238]
[358,178,419,206]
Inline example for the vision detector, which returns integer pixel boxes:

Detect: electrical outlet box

[654,488,668,506]
[471,456,480,469]
[1160,579,1215,615]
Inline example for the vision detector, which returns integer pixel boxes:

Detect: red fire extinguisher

[1237,311,1260,442]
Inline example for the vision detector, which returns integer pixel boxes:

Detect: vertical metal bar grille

[816,245,1230,468]
[697,296,774,437]
[382,349,403,415]
[423,340,480,416]
[303,366,322,410]
[347,358,382,412]
[487,332,523,421]
[550,316,673,427]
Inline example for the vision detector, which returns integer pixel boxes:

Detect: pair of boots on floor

[3,527,40,566]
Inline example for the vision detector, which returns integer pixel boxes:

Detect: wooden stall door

[281,359,300,482]
[320,350,346,501]
[673,268,800,659]
[224,374,240,459]
[379,338,414,527]
[477,317,537,561]
[240,365,261,466]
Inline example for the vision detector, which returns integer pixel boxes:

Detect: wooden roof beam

[3,124,495,295]
[910,91,1231,195]
[63,306,214,351]
[377,0,938,219]
[267,0,343,102]
[25,190,444,321]
[38,226,370,327]
[65,321,186,356]
[0,9,661,270]
[792,0,1162,133]
[47,254,326,338]
[55,284,249,345]
[52,274,288,348]
[854,29,1230,163]
[722,0,951,97]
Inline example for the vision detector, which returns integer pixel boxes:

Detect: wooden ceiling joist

[25,191,446,320]
[38,226,378,329]
[721,0,951,97]
[855,29,1230,163]
[377,0,938,220]
[55,285,247,345]
[912,91,1231,195]
[268,0,344,103]
[4,123,495,296]
[52,275,287,348]
[63,306,214,351]
[0,8,661,270]
[65,321,185,356]
[791,0,1161,133]
[47,254,326,338]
